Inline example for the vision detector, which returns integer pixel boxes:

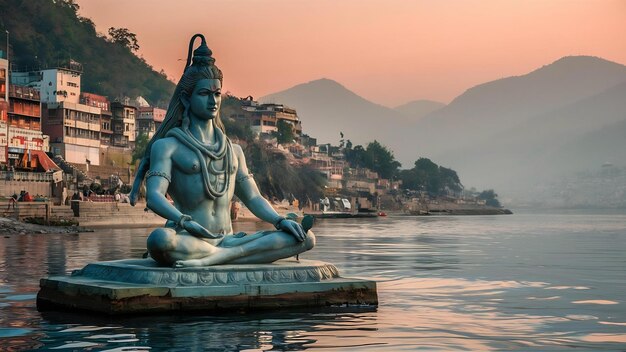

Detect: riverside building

[30,61,103,165]
[111,101,137,148]
[136,106,165,139]
[232,98,302,141]
[0,54,55,169]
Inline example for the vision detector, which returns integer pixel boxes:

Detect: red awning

[30,150,61,172]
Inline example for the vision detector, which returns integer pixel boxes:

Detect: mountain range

[261,56,626,206]
[261,78,408,147]
[393,100,445,120]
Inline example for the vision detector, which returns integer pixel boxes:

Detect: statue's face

[188,78,222,120]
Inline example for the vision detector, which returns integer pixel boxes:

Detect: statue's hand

[183,220,223,239]
[277,219,306,242]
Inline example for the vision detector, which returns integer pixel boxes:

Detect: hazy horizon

[76,0,626,107]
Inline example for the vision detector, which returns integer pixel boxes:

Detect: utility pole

[5,30,9,166]
[4,30,8,102]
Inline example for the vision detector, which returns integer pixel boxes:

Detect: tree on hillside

[363,140,401,179]
[132,133,149,163]
[400,157,464,196]
[108,27,140,52]
[58,0,79,12]
[478,189,501,207]
[413,157,440,194]
[0,0,175,104]
[220,95,254,141]
[344,143,366,168]
[245,141,326,204]
[439,166,463,193]
[275,120,295,145]
[344,140,400,179]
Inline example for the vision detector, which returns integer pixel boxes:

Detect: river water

[1,210,625,351]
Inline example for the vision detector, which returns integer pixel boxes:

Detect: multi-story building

[111,101,136,148]
[17,60,102,165]
[0,55,55,169]
[5,84,50,167]
[38,60,82,104]
[136,106,165,138]
[81,92,112,146]
[0,55,7,101]
[43,101,102,165]
[233,99,303,140]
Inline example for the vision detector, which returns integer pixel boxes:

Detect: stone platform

[37,259,377,315]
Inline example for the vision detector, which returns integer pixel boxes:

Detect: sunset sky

[77,0,626,107]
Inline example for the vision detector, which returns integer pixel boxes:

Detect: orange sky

[77,0,626,107]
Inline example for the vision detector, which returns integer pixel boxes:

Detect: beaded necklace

[166,126,233,199]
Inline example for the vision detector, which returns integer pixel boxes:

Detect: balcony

[63,136,100,148]
[0,171,54,182]
[9,85,41,101]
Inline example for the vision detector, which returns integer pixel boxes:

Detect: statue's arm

[233,144,305,241]
[129,157,148,206]
[145,139,180,222]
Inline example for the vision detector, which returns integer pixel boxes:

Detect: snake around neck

[165,126,233,199]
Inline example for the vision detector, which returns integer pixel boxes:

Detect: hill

[393,99,445,120]
[261,56,626,206]
[0,0,175,105]
[397,56,626,203]
[397,56,626,164]
[260,78,407,151]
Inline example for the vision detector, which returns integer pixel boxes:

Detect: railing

[87,194,115,202]
[9,85,41,101]
[0,171,54,182]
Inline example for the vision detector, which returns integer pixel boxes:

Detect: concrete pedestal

[37,258,377,315]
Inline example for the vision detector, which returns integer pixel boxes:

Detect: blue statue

[130,34,315,267]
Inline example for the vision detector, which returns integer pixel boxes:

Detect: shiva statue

[129,34,315,267]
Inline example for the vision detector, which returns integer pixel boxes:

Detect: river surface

[1,210,625,351]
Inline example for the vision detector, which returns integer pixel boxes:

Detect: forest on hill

[0,0,175,106]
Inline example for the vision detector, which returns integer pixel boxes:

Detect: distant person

[114,191,121,210]
[71,192,81,217]
[23,192,33,202]
[7,193,18,210]
[61,186,68,206]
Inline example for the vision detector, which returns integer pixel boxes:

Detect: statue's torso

[164,138,239,236]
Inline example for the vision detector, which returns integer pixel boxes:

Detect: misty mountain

[260,78,407,152]
[399,56,626,204]
[518,117,626,207]
[438,80,626,196]
[394,100,445,120]
[396,56,626,165]
[261,56,626,206]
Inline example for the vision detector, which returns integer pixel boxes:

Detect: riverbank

[404,201,513,215]
[0,216,91,235]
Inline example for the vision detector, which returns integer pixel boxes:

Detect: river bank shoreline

[0,216,91,235]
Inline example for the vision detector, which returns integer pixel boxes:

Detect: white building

[15,60,104,165]
[38,60,82,104]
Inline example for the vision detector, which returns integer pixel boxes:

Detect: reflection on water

[1,210,626,351]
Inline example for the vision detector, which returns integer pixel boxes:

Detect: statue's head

[175,34,225,131]
[131,34,226,201]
